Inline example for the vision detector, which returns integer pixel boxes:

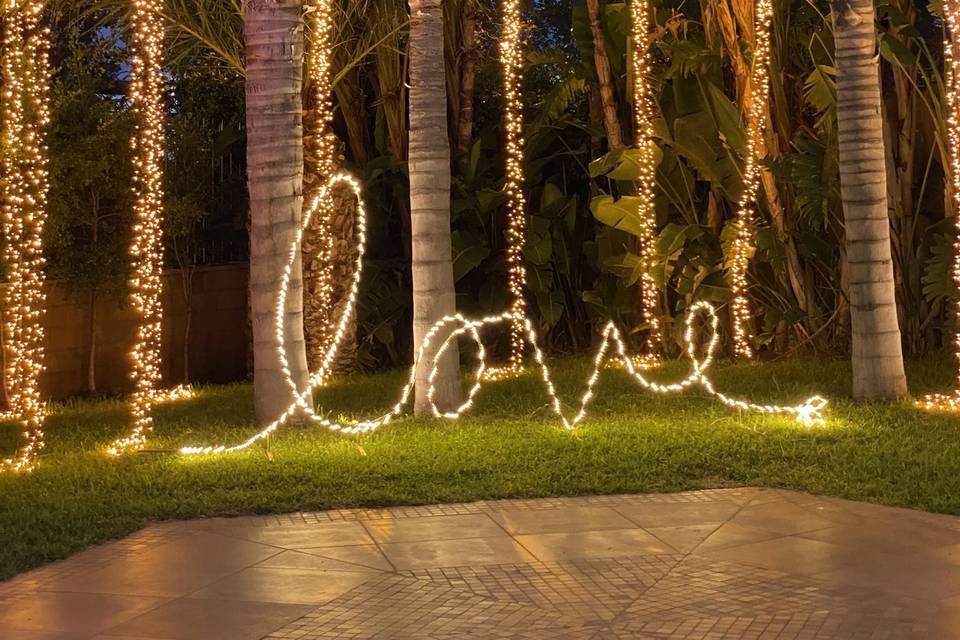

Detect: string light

[0,0,50,473]
[108,0,167,456]
[728,0,773,359]
[182,173,367,454]
[920,0,960,411]
[628,0,662,357]
[176,0,825,458]
[304,0,339,379]
[478,0,528,381]
[151,384,195,403]
[179,174,827,455]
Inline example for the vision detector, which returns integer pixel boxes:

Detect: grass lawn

[2,355,960,580]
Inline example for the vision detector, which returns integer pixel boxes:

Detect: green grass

[2,355,960,580]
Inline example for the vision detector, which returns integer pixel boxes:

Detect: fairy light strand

[728,0,773,359]
[499,0,528,375]
[108,0,167,456]
[304,0,340,380]
[628,0,662,357]
[919,0,960,411]
[179,173,827,456]
[0,0,50,473]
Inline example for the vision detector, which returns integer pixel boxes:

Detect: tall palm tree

[244,0,311,423]
[408,0,461,414]
[833,0,907,399]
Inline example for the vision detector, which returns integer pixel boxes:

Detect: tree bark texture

[245,0,311,424]
[409,0,462,414]
[834,0,908,399]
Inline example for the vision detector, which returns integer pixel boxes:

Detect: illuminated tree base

[178,175,828,456]
[917,391,960,412]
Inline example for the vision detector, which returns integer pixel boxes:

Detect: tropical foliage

[38,0,960,372]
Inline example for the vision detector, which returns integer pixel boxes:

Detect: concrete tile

[187,566,371,605]
[489,506,635,534]
[774,494,872,526]
[742,487,787,505]
[682,521,783,552]
[42,534,280,598]
[727,500,835,535]
[514,529,674,562]
[102,598,312,640]
[814,552,960,600]
[801,524,959,559]
[253,549,384,573]
[931,606,960,639]
[698,535,854,575]
[644,524,722,553]
[0,591,168,635]
[297,544,394,572]
[41,562,226,599]
[364,514,506,543]
[5,629,88,640]
[380,537,534,570]
[616,501,741,527]
[210,520,374,549]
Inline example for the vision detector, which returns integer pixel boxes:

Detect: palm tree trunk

[833,0,908,400]
[586,0,624,149]
[409,0,461,414]
[245,0,310,424]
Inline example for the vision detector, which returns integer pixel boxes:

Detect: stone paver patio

[3,487,960,639]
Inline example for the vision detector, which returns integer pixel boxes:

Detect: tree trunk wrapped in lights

[302,0,357,378]
[725,0,773,359]
[919,0,960,410]
[107,0,168,456]
[833,0,908,400]
[628,0,662,357]
[1,0,50,472]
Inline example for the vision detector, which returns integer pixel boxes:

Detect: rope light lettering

[176,0,826,457]
[179,173,826,455]
[1,0,50,473]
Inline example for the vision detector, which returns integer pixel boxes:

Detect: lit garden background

[1,0,960,581]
